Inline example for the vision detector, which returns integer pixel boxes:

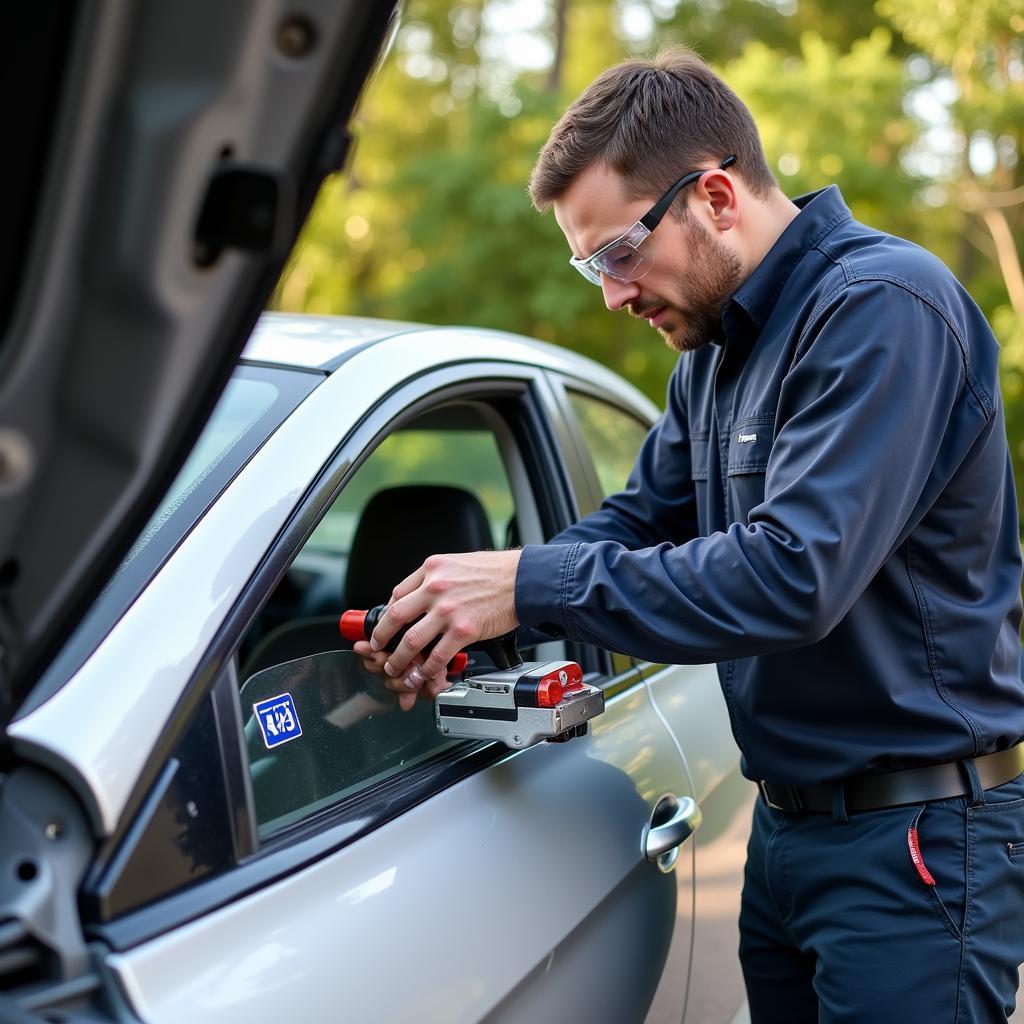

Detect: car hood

[0,1,399,727]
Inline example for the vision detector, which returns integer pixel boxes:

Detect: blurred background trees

[271,0,1024,524]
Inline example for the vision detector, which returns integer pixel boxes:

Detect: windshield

[115,374,282,577]
[23,365,318,714]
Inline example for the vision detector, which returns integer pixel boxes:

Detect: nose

[600,274,641,311]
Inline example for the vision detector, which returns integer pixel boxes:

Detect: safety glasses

[569,155,736,286]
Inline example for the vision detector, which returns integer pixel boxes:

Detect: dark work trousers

[739,771,1024,1022]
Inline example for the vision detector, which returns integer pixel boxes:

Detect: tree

[877,0,1024,494]
[272,0,1024,524]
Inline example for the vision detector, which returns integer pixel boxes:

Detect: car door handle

[644,796,702,861]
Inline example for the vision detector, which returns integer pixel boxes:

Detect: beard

[654,216,743,353]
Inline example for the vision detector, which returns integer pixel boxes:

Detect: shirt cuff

[514,542,579,639]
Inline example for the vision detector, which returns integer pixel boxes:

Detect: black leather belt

[757,743,1024,814]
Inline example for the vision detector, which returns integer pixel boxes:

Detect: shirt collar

[720,185,852,347]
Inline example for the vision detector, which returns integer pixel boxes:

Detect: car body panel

[241,311,428,370]
[107,686,692,1024]
[645,663,754,1024]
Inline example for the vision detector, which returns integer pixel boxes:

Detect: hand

[368,549,521,694]
[353,640,450,712]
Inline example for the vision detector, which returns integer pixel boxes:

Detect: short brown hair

[529,47,776,212]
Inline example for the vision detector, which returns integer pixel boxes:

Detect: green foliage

[725,29,921,235]
[272,0,1024,524]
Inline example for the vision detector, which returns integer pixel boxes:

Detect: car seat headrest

[344,484,494,611]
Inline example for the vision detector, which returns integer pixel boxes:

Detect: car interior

[235,399,554,832]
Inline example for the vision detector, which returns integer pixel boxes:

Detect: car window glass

[121,375,282,572]
[238,402,523,836]
[241,651,448,836]
[567,390,649,498]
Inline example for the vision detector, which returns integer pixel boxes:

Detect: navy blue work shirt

[516,185,1024,786]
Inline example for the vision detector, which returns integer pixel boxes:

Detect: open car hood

[0,1,400,725]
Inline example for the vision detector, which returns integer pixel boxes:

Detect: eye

[604,244,637,270]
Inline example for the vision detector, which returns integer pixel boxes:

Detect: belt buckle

[758,780,803,812]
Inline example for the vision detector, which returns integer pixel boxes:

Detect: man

[354,48,1024,1021]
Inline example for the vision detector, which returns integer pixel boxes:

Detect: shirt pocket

[727,414,774,519]
[688,430,710,530]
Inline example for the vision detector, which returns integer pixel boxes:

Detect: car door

[542,371,702,1024]
[561,383,756,1024]
[75,359,698,1024]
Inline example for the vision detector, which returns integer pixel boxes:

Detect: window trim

[542,371,659,684]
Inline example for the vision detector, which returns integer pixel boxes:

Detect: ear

[694,169,738,233]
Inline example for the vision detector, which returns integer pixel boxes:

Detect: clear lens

[596,243,646,281]
[570,221,652,286]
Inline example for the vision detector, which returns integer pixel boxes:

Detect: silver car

[3,312,753,1023]
[1,4,751,1020]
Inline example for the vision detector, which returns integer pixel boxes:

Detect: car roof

[242,312,430,370]
[243,312,639,392]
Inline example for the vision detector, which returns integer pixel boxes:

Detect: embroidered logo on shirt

[737,433,757,443]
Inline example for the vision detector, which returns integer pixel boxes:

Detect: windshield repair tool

[339,605,604,749]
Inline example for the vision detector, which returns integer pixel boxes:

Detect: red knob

[339,609,368,641]
[536,677,564,707]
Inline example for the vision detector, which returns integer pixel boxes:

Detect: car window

[304,426,511,556]
[566,390,650,498]
[237,401,524,837]
[241,651,446,834]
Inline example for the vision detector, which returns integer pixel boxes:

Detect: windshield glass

[116,374,282,577]
[27,365,318,711]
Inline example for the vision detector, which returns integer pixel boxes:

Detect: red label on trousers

[908,826,936,886]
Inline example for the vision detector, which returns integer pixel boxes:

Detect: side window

[236,402,526,837]
[566,390,650,498]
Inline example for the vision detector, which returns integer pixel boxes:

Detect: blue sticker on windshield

[253,693,302,749]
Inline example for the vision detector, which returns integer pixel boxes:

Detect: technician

[356,48,1024,1021]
